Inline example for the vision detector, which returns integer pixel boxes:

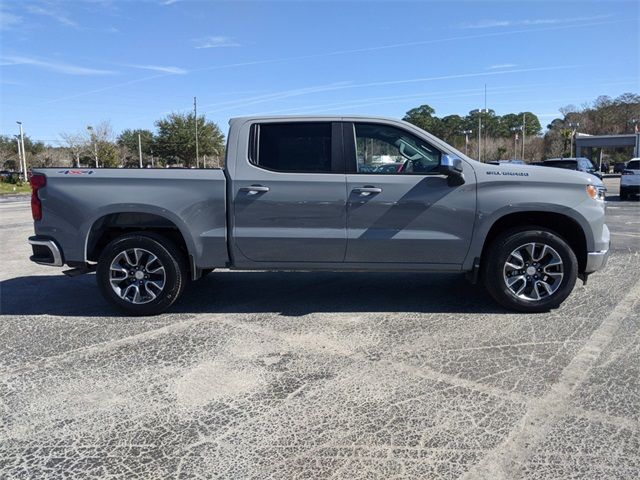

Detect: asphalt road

[1,181,639,479]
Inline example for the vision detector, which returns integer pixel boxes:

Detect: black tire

[482,228,578,313]
[96,232,187,315]
[620,188,628,201]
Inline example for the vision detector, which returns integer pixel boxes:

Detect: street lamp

[16,121,27,181]
[87,126,99,168]
[460,129,472,156]
[510,126,523,160]
[477,108,490,162]
[568,122,580,158]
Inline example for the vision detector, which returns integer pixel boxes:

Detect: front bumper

[584,222,610,274]
[585,249,609,273]
[28,236,63,267]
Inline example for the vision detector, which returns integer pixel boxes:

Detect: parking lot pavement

[1,195,639,479]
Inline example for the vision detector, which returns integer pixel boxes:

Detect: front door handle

[352,186,382,196]
[240,185,270,195]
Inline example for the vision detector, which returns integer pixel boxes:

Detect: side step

[63,265,96,277]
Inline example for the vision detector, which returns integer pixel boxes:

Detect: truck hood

[473,162,604,187]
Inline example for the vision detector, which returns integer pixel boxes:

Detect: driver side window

[354,123,441,174]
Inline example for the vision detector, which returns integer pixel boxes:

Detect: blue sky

[1,0,638,143]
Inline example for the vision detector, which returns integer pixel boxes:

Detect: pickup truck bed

[33,168,229,271]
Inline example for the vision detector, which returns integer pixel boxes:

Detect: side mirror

[439,154,465,185]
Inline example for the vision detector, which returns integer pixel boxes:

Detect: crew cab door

[343,122,476,265]
[230,121,347,264]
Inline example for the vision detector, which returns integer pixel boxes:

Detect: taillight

[622,170,634,175]
[29,174,46,221]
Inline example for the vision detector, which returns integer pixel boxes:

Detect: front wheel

[482,228,578,312]
[96,233,187,315]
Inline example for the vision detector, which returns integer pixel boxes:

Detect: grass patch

[0,182,31,195]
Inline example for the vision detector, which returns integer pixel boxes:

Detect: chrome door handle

[240,185,270,195]
[352,186,382,196]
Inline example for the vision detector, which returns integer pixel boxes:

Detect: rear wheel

[97,233,187,315]
[483,228,578,312]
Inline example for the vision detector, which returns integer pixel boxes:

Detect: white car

[620,158,640,200]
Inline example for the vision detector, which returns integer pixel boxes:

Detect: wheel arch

[85,211,194,275]
[479,211,589,273]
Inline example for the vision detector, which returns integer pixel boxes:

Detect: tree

[439,115,464,144]
[403,105,442,135]
[59,132,88,167]
[87,121,119,167]
[155,113,225,167]
[117,129,155,167]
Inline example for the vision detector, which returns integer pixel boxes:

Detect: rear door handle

[352,186,382,196]
[240,185,270,195]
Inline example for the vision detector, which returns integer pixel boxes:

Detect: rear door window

[250,123,333,173]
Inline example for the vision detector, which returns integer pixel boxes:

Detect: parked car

[28,116,609,315]
[620,158,640,200]
[614,162,627,174]
[542,157,602,180]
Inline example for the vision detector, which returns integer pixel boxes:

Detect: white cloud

[125,64,187,75]
[487,63,518,70]
[461,14,613,30]
[0,7,22,30]
[162,0,180,4]
[194,36,240,49]
[2,56,116,75]
[26,4,78,28]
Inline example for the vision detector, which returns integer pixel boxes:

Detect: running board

[63,265,96,277]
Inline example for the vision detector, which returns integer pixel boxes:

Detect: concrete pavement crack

[461,276,640,480]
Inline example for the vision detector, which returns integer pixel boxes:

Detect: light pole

[510,126,522,160]
[87,126,98,168]
[521,113,526,161]
[16,121,27,181]
[14,135,22,175]
[461,129,472,156]
[194,96,199,168]
[138,133,143,168]
[568,122,580,158]
[477,108,489,162]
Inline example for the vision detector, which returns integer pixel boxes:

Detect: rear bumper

[28,236,63,267]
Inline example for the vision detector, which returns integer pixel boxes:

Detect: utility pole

[16,122,27,181]
[87,126,98,168]
[138,133,143,168]
[521,113,526,161]
[150,148,155,168]
[194,96,199,168]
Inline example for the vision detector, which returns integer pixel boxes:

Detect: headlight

[586,185,606,201]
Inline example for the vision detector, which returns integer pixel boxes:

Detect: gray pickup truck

[28,116,609,315]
